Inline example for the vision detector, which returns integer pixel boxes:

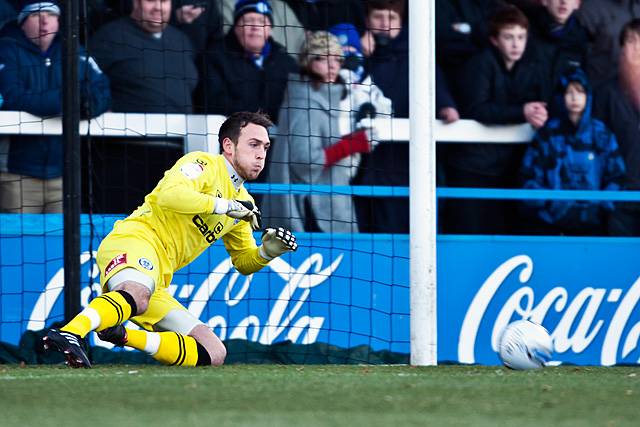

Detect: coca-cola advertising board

[1,215,640,365]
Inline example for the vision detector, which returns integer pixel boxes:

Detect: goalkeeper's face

[225,123,270,181]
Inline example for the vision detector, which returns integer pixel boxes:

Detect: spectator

[88,0,198,214]
[526,0,589,99]
[351,0,409,233]
[361,0,407,115]
[221,0,306,56]
[264,31,378,232]
[0,0,111,213]
[90,0,198,113]
[444,5,551,234]
[577,0,640,87]
[203,0,296,122]
[519,68,626,235]
[593,18,640,235]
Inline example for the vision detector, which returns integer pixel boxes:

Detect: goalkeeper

[43,111,297,368]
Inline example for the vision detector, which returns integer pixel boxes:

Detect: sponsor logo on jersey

[138,257,154,270]
[105,253,127,276]
[192,215,223,243]
[180,162,204,179]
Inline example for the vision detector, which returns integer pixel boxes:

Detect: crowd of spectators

[0,0,639,237]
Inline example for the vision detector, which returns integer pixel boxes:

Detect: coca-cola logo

[459,255,640,366]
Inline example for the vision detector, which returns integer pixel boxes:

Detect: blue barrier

[247,183,640,201]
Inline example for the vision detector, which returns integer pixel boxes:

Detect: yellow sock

[125,329,201,366]
[61,291,134,338]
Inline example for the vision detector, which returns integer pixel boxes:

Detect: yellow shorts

[96,220,172,291]
[96,221,192,332]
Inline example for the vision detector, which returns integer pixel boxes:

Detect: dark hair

[218,111,273,151]
[619,18,640,46]
[488,6,529,38]
[365,0,406,16]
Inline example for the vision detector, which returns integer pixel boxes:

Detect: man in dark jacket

[444,5,551,234]
[0,0,111,213]
[593,18,640,235]
[202,0,296,122]
[90,0,199,113]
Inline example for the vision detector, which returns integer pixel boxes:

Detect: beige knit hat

[299,31,344,69]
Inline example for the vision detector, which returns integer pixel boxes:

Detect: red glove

[323,129,370,168]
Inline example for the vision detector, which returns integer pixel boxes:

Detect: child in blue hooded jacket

[519,68,626,235]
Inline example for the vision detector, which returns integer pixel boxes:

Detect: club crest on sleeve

[105,253,127,275]
[180,162,204,179]
[138,258,154,270]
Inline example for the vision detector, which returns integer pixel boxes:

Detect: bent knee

[189,324,226,366]
[112,281,151,315]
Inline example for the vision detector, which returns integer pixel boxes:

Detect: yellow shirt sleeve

[149,152,217,214]
[222,221,270,275]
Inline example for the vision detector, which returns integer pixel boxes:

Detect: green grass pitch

[1,364,639,426]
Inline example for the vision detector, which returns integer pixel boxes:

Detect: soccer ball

[498,320,553,370]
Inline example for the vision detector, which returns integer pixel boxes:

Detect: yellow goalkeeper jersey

[110,151,269,277]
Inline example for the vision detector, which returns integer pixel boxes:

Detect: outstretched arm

[223,225,298,275]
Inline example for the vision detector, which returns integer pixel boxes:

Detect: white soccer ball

[498,320,553,370]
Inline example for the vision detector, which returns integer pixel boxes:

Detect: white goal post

[409,0,437,366]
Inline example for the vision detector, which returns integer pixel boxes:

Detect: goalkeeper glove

[259,227,298,260]
[214,198,262,231]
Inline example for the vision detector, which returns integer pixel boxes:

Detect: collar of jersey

[223,157,245,192]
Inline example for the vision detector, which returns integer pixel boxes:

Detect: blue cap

[17,1,60,26]
[234,0,273,24]
[329,23,362,55]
